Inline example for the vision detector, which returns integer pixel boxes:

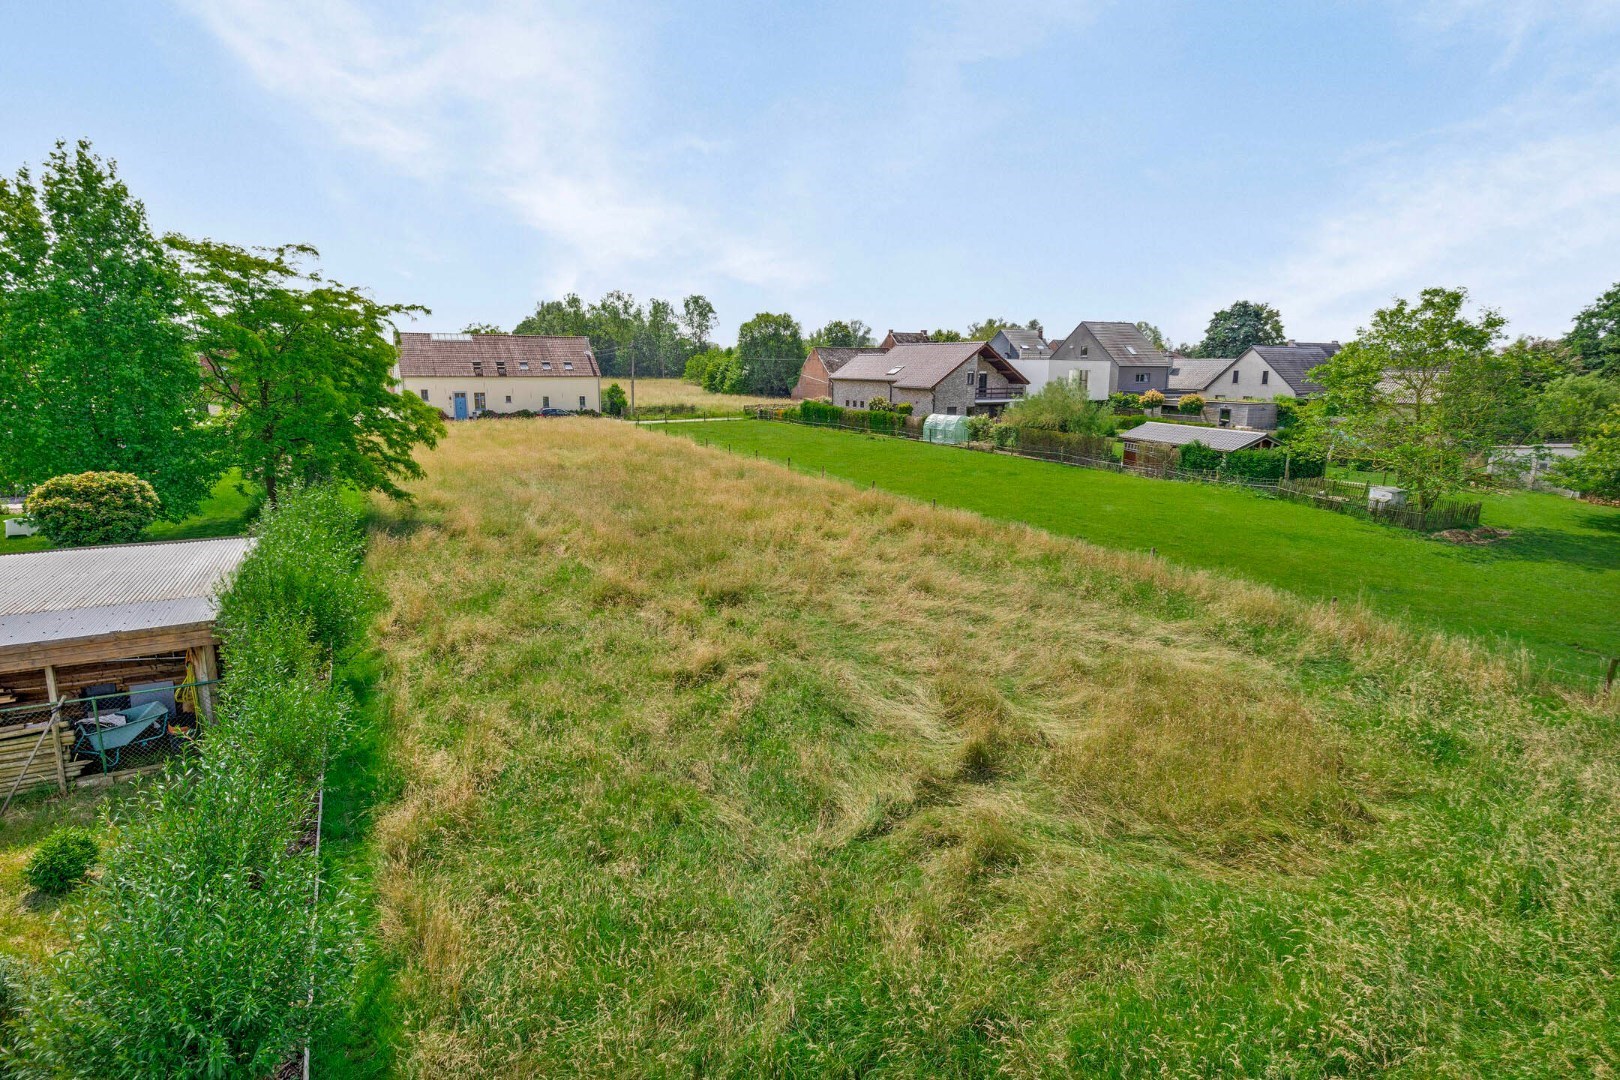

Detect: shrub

[24,472,161,547]
[965,415,997,442]
[601,383,628,417]
[1108,392,1142,414]
[894,402,914,416]
[1140,389,1165,408]
[1178,394,1205,414]
[868,397,893,412]
[24,828,99,896]
[1003,381,1115,436]
[1013,427,1109,460]
[1177,441,1224,473]
[13,485,367,1076]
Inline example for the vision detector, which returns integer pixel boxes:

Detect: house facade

[829,341,1028,416]
[393,332,602,418]
[791,346,883,400]
[1208,342,1339,400]
[988,328,1057,390]
[1045,321,1171,400]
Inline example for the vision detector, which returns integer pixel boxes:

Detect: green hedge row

[1177,441,1326,480]
[11,487,369,1078]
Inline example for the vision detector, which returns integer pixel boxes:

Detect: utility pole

[629,345,637,419]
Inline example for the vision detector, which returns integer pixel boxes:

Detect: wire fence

[1276,478,1483,532]
[0,680,218,796]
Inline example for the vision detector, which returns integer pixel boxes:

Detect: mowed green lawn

[664,420,1620,685]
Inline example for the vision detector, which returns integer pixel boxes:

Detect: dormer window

[471,361,483,376]
[518,362,530,371]
[541,361,553,371]
[563,361,574,371]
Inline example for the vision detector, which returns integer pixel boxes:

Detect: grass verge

[361,418,1620,1076]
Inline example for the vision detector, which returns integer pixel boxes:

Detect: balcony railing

[975,387,1026,401]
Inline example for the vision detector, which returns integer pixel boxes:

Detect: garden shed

[1118,421,1276,465]
[0,537,253,793]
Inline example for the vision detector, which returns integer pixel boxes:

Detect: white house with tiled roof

[393,332,602,418]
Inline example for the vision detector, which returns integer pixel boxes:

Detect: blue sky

[4,1,1619,345]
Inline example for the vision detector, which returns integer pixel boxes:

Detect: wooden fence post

[44,665,67,794]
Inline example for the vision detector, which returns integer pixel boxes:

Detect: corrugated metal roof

[0,537,254,648]
[1119,422,1269,451]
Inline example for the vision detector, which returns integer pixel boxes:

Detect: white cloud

[1220,10,1620,340]
[176,0,811,288]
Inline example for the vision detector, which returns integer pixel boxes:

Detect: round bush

[25,827,100,896]
[1178,394,1205,414]
[25,471,160,547]
[1140,389,1166,408]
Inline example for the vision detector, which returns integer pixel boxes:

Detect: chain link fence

[0,680,218,797]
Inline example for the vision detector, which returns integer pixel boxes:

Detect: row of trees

[1297,286,1620,507]
[0,140,444,518]
[509,291,716,378]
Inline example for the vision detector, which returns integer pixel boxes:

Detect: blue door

[453,392,468,420]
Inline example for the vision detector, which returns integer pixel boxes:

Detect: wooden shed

[0,537,253,795]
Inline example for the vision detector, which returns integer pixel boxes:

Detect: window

[418,389,429,401]
[1232,370,1240,384]
[474,392,486,411]
[1079,345,1088,356]
[1134,372,1149,383]
[946,406,958,415]
[495,361,507,376]
[541,361,553,371]
[519,362,530,372]
[967,371,976,385]
[563,362,574,371]
[543,395,551,408]
[505,395,512,404]
[1125,345,1137,356]
[471,361,483,376]
[1261,370,1270,385]
[886,366,903,376]
[579,395,587,410]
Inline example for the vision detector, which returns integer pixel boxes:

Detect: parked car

[540,408,569,417]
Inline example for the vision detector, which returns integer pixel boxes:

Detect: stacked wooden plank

[0,719,87,793]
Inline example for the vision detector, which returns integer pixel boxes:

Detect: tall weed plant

[10,485,369,1078]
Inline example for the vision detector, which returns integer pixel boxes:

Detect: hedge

[13,486,368,1078]
[1176,442,1326,481]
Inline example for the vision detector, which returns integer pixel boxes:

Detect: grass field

[361,418,1619,1075]
[607,376,787,412]
[0,471,261,555]
[657,419,1620,686]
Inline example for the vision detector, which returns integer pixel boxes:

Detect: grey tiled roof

[1051,321,1169,366]
[884,331,932,346]
[831,341,1028,390]
[999,328,1048,353]
[1167,359,1233,392]
[812,347,884,374]
[1248,343,1338,395]
[1119,421,1269,451]
[396,332,599,378]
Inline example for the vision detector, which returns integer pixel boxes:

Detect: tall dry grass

[363,418,1620,1077]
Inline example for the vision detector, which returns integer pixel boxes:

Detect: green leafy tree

[1536,373,1620,442]
[515,290,702,377]
[0,140,215,517]
[169,239,444,507]
[462,322,504,334]
[1566,281,1620,378]
[1195,300,1286,358]
[929,328,966,342]
[601,382,628,417]
[1550,404,1620,497]
[1135,321,1168,352]
[1301,287,1506,511]
[1002,380,1117,436]
[735,312,805,396]
[808,319,873,348]
[680,294,716,349]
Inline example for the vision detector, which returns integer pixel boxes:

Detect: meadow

[660,419,1620,686]
[360,418,1619,1076]
[606,376,785,413]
